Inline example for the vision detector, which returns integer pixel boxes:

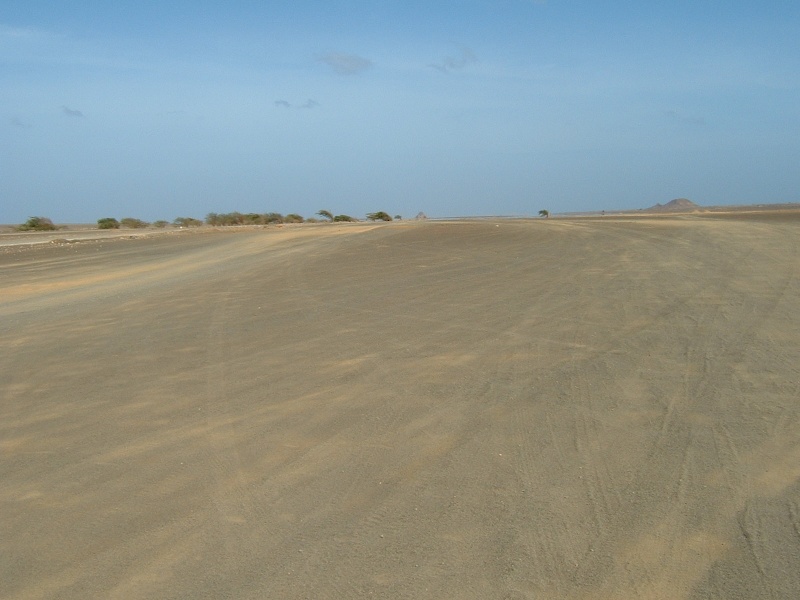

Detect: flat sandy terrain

[2,215,799,599]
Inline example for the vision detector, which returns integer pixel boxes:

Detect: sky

[2,1,800,223]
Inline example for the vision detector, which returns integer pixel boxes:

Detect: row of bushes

[206,210,398,225]
[97,217,199,229]
[15,210,401,232]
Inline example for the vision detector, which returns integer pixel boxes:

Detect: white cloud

[0,24,50,39]
[317,52,373,75]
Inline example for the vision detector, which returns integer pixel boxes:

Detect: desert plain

[1,212,799,599]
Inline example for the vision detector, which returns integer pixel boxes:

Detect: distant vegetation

[14,209,406,234]
[97,217,120,229]
[205,212,289,226]
[538,209,550,218]
[121,217,149,229]
[16,216,59,231]
[200,209,397,226]
[98,217,149,229]
[173,217,203,228]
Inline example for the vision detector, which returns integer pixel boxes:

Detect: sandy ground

[1,215,799,599]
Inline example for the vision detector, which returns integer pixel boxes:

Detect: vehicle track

[2,217,799,599]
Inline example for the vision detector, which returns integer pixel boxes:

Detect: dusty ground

[1,215,799,599]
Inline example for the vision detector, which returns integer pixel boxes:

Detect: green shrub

[284,213,304,223]
[97,217,120,229]
[333,214,357,222]
[120,217,149,229]
[366,211,392,221]
[173,217,203,228]
[263,212,284,224]
[153,220,169,228]
[17,216,58,231]
[242,213,263,224]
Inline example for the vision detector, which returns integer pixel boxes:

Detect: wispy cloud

[429,47,477,73]
[275,99,319,110]
[62,106,84,117]
[0,24,54,40]
[11,117,32,129]
[317,52,373,75]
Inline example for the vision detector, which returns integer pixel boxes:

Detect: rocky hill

[646,198,700,212]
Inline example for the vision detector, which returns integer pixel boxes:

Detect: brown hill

[646,198,700,212]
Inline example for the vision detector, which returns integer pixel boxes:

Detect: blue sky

[2,1,799,222]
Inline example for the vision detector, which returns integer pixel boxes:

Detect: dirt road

[2,216,799,599]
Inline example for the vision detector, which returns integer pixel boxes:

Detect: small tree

[317,209,334,222]
[97,217,120,229]
[538,209,550,218]
[284,214,304,223]
[366,211,392,221]
[241,213,263,225]
[173,217,203,228]
[17,216,58,231]
[120,217,149,228]
[153,220,169,228]
[219,211,244,225]
[263,212,284,224]
[333,214,357,222]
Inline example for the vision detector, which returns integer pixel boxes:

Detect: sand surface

[2,216,799,599]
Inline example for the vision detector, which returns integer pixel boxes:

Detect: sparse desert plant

[241,213,263,225]
[223,212,245,225]
[394,215,402,220]
[120,217,149,229]
[173,217,203,228]
[153,220,169,228]
[538,209,550,218]
[366,211,392,221]
[263,212,284,224]
[97,217,120,229]
[333,214,357,222]
[317,210,334,222]
[284,213,304,223]
[17,216,58,231]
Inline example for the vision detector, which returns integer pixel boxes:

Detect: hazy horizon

[3,1,799,223]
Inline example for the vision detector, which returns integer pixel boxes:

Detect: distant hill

[646,198,700,212]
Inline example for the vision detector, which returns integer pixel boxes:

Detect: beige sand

[2,215,799,599]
